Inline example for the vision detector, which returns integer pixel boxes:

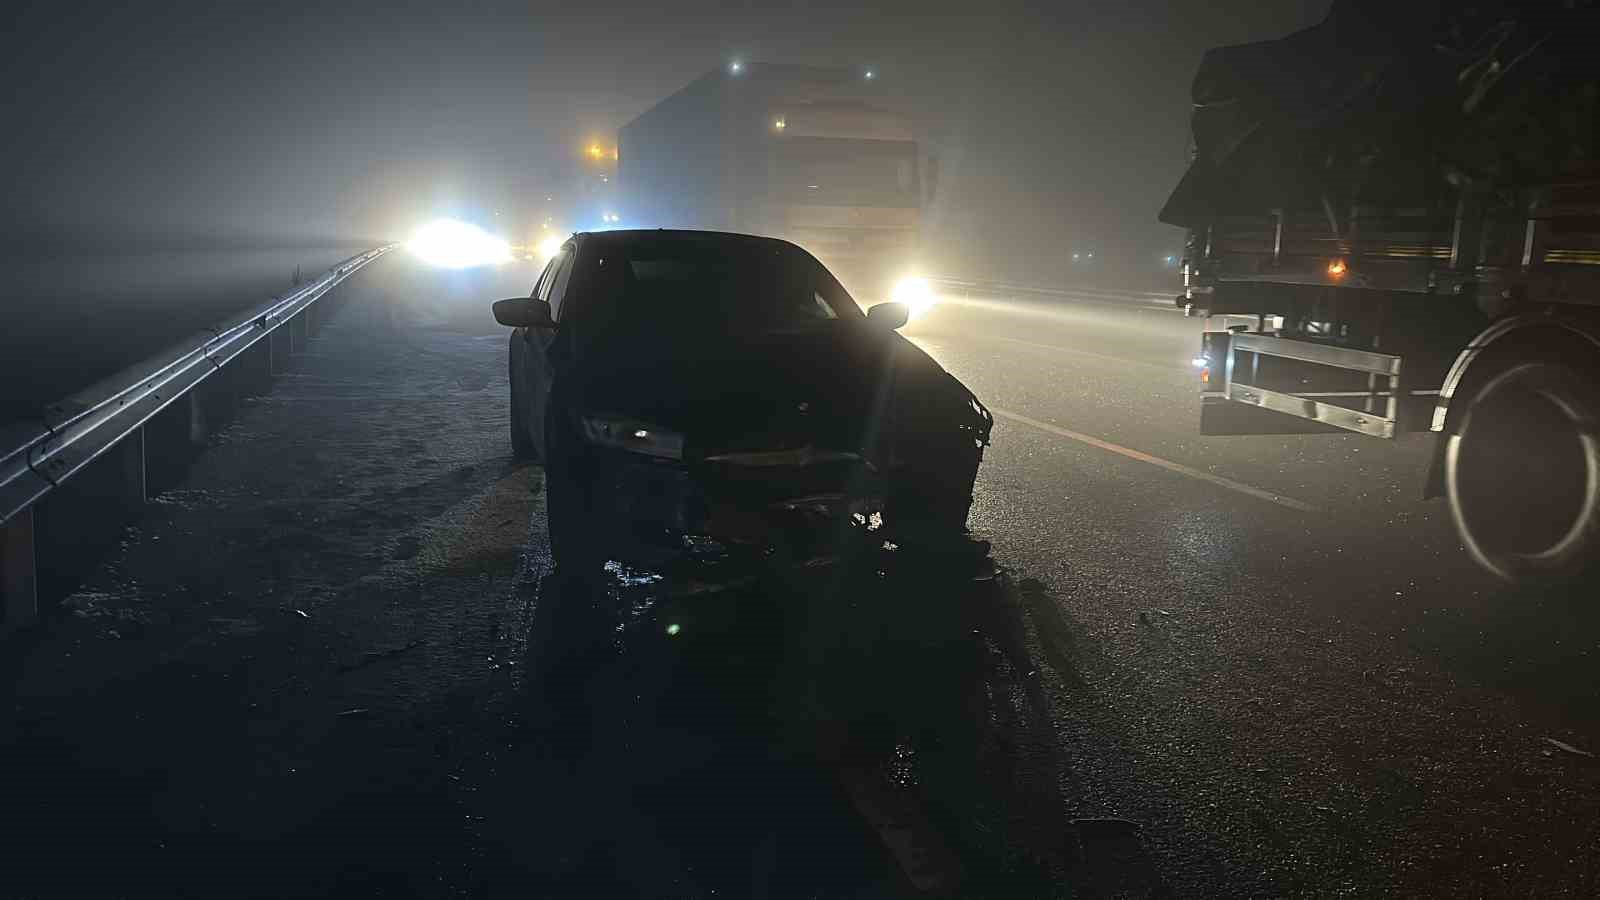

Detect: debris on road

[338,639,426,672]
[1541,737,1595,760]
[840,765,966,895]
[1072,817,1143,836]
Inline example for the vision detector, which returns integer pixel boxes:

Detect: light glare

[407,219,511,269]
[891,276,938,320]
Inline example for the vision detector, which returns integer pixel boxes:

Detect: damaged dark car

[492,230,992,575]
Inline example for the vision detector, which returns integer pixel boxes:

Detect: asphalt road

[3,254,1597,897]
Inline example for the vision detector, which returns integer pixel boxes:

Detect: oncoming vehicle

[491,229,993,575]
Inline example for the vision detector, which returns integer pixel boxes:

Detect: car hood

[571,321,967,459]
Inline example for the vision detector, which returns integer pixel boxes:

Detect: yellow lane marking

[990,407,1320,513]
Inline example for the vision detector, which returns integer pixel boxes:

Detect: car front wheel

[544,413,608,577]
[509,336,541,460]
[885,432,984,550]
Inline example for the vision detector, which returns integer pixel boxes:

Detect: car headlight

[581,414,685,460]
[406,219,512,269]
[891,276,937,319]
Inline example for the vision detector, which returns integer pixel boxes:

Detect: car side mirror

[866,301,909,331]
[492,298,555,328]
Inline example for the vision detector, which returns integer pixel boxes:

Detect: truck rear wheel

[1445,360,1600,585]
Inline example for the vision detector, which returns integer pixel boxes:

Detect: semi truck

[617,62,932,302]
[1162,0,1600,584]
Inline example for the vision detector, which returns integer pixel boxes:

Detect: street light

[729,60,743,74]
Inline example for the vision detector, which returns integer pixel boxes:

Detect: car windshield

[572,236,855,336]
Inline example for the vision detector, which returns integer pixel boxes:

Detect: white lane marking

[983,335,1187,373]
[990,407,1320,513]
[934,281,1177,308]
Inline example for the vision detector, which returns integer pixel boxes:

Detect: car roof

[573,229,813,258]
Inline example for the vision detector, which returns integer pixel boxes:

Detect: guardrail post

[246,339,273,395]
[269,326,289,376]
[289,311,307,355]
[122,425,147,505]
[1,507,38,626]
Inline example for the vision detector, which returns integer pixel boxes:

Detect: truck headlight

[581,414,685,460]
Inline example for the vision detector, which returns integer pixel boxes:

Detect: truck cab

[617,63,933,304]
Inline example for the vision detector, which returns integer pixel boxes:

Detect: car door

[519,242,577,454]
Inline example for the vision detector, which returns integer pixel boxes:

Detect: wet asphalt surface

[3,255,1598,897]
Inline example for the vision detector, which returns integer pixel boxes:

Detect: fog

[6,1,1328,259]
[2,0,1328,416]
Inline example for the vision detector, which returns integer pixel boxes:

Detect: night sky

[4,1,1330,277]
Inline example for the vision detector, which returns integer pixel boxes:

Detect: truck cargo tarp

[1160,0,1599,229]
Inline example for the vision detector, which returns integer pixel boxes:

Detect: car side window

[545,247,577,320]
[538,249,570,303]
[814,266,862,319]
[528,258,556,300]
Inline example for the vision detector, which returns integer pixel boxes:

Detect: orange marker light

[1328,259,1348,278]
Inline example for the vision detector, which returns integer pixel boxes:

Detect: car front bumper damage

[588,450,885,570]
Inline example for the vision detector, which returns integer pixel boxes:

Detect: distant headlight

[537,234,564,260]
[407,219,512,269]
[891,276,937,320]
[581,414,685,460]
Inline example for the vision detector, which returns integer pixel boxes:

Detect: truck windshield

[574,237,858,336]
[773,138,920,208]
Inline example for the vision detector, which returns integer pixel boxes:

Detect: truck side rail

[1223,334,1406,439]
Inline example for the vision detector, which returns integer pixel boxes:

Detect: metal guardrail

[0,245,393,626]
